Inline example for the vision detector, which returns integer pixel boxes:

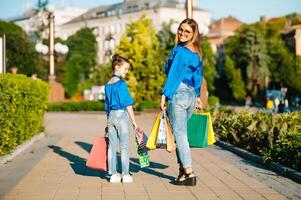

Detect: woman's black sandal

[176,168,185,181]
[172,171,196,186]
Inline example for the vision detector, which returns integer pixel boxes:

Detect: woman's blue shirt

[162,45,203,100]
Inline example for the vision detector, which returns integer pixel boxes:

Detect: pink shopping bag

[86,137,108,171]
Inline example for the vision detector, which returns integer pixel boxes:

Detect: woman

[160,18,203,186]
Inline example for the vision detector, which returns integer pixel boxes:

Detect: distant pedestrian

[105,54,138,183]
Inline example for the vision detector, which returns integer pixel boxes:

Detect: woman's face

[178,23,193,43]
[115,62,130,78]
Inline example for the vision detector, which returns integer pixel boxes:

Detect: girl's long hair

[175,18,202,58]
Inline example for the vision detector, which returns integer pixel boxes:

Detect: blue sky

[0,0,300,23]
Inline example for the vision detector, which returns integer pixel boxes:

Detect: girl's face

[178,23,193,43]
[115,62,130,78]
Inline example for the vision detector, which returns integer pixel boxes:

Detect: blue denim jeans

[168,82,196,168]
[107,110,130,175]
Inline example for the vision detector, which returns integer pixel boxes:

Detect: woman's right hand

[160,95,166,111]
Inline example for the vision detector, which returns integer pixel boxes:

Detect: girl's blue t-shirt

[162,45,203,100]
[105,80,134,115]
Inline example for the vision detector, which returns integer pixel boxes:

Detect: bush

[47,101,105,112]
[208,95,220,107]
[136,101,159,111]
[0,74,49,156]
[212,108,301,171]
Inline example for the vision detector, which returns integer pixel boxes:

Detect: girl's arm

[126,105,138,128]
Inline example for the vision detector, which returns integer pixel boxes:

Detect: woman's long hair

[175,18,202,58]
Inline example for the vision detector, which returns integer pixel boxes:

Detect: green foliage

[213,108,301,171]
[64,28,97,97]
[0,21,40,76]
[225,24,270,98]
[0,74,49,156]
[157,20,177,57]
[47,101,105,112]
[89,63,112,86]
[115,15,165,106]
[201,39,217,93]
[208,95,220,107]
[224,56,246,100]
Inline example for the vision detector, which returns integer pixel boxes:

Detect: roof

[208,17,242,33]
[65,0,209,24]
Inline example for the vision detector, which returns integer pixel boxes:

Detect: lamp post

[186,0,193,19]
[35,5,68,102]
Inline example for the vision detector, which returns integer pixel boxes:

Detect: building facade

[59,0,211,64]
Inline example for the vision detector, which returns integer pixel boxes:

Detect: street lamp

[35,5,68,102]
[35,5,68,81]
[186,0,193,19]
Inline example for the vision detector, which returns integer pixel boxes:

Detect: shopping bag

[165,114,176,152]
[156,113,167,149]
[134,128,150,168]
[207,113,216,145]
[146,112,162,150]
[187,113,209,147]
[86,136,108,171]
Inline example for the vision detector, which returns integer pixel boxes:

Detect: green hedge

[212,107,301,171]
[47,101,105,112]
[0,74,49,156]
[47,100,159,112]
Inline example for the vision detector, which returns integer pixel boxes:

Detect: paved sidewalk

[2,112,289,200]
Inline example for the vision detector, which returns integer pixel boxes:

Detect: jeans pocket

[174,91,190,108]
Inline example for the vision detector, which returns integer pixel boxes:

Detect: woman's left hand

[195,98,202,109]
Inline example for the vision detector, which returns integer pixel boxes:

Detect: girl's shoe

[122,174,133,183]
[110,173,121,183]
[172,172,196,186]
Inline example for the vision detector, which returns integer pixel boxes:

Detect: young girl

[105,54,138,183]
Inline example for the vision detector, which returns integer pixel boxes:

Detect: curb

[0,132,45,165]
[215,139,301,184]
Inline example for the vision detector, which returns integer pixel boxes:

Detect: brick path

[2,112,289,200]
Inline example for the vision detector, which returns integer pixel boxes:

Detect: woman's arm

[160,94,166,111]
[126,105,138,128]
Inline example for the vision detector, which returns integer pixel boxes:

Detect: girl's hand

[195,98,202,109]
[160,95,166,111]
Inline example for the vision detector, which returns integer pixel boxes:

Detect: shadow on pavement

[48,145,108,180]
[75,141,174,181]
[129,158,175,181]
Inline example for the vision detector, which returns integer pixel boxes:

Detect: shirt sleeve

[119,81,134,108]
[162,47,189,100]
[164,47,178,75]
[192,60,203,97]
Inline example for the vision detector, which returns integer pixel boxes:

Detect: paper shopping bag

[207,113,216,145]
[86,137,108,171]
[156,113,167,149]
[146,112,162,150]
[165,115,176,152]
[187,113,209,147]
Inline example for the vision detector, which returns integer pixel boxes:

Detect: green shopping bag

[187,113,209,147]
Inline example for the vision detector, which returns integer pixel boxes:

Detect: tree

[115,15,165,105]
[0,21,40,76]
[225,24,270,99]
[201,39,217,94]
[224,56,246,100]
[64,28,97,97]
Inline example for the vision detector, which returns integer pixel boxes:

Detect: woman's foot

[176,168,185,181]
[172,171,196,186]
